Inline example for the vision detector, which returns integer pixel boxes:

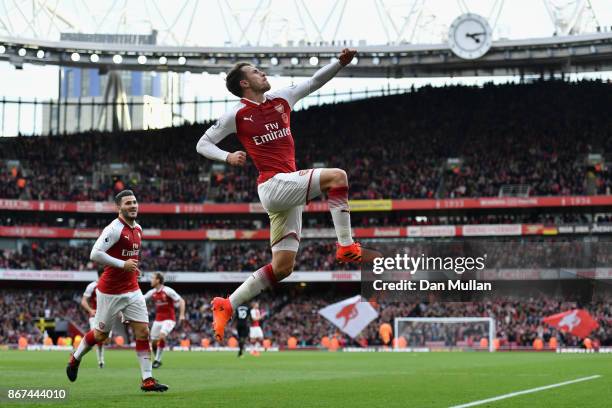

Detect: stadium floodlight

[391,56,399,64]
[372,56,380,65]
[270,57,278,65]
[18,48,26,57]
[137,55,147,64]
[0,45,5,54]
[70,52,80,62]
[90,53,99,63]
[112,54,123,64]
[36,50,45,59]
[159,56,168,64]
[394,317,496,352]
[178,56,187,65]
[309,56,319,65]
[290,57,299,65]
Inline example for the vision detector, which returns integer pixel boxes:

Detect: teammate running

[196,48,380,342]
[144,272,185,368]
[66,190,168,392]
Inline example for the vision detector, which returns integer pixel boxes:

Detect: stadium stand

[2,80,611,203]
[1,289,610,348]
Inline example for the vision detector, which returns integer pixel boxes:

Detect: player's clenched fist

[227,151,247,166]
[124,258,139,272]
[338,48,357,66]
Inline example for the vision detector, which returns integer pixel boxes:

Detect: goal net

[393,317,496,352]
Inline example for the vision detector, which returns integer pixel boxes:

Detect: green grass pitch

[0,350,610,407]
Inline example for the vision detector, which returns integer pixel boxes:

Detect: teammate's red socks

[84,330,97,345]
[73,330,100,360]
[136,339,151,354]
[136,339,153,380]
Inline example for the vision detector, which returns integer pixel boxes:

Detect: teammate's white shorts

[257,169,322,252]
[93,289,148,333]
[150,320,176,340]
[249,326,264,339]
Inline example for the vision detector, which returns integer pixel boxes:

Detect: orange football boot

[211,297,233,342]
[336,242,362,263]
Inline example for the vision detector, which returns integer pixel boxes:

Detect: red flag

[543,309,599,338]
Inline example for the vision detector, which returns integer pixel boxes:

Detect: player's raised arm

[270,48,357,108]
[196,111,246,166]
[90,225,138,272]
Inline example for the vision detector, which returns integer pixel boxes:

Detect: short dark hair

[226,62,251,97]
[154,272,165,285]
[114,189,136,205]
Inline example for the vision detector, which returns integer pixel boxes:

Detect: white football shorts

[93,289,148,333]
[257,169,322,252]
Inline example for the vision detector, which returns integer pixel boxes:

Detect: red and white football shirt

[92,218,142,295]
[197,61,343,184]
[144,285,182,321]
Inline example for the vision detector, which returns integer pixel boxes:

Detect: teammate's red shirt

[91,218,142,294]
[144,285,182,321]
[197,61,343,184]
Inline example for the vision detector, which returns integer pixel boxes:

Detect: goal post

[393,317,496,352]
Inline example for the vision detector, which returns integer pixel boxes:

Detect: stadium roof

[2,32,612,77]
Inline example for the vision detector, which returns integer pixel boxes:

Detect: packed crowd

[1,289,610,349]
[0,211,606,230]
[2,237,610,272]
[1,236,611,272]
[0,241,206,272]
[2,80,611,203]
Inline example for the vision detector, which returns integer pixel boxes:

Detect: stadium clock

[448,13,493,60]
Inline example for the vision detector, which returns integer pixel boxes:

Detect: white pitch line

[449,375,602,408]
